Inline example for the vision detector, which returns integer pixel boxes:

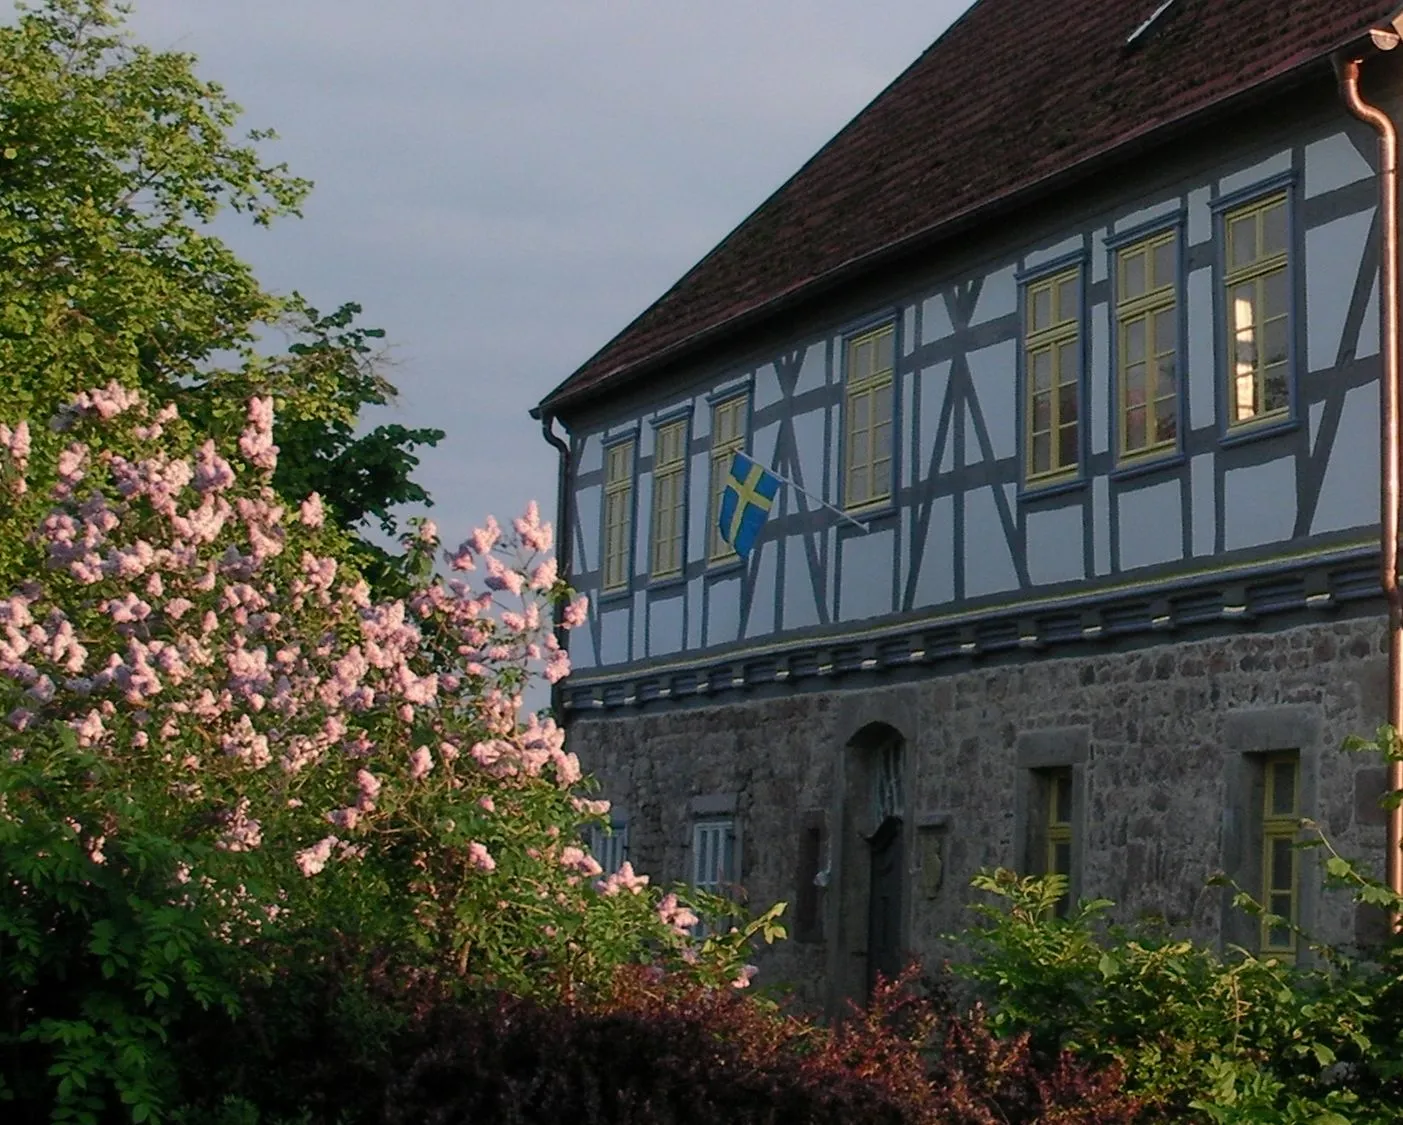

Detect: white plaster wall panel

[686,577,704,650]
[752,422,780,472]
[1024,235,1082,271]
[1224,459,1297,550]
[964,486,1020,597]
[599,606,630,666]
[690,396,711,439]
[633,474,652,579]
[1114,198,1178,233]
[913,495,955,608]
[795,341,826,396]
[1219,150,1291,196]
[754,365,783,412]
[1190,454,1214,557]
[789,409,826,501]
[574,485,601,574]
[638,421,655,461]
[744,545,779,639]
[826,405,840,499]
[782,539,822,630]
[966,340,1018,461]
[1025,505,1085,586]
[1093,475,1111,575]
[919,361,952,477]
[902,307,918,355]
[838,528,895,621]
[1091,228,1108,284]
[1188,269,1216,431]
[1187,187,1212,247]
[706,575,742,647]
[1306,209,1374,373]
[650,594,684,658]
[576,432,603,477]
[922,293,953,343]
[1091,303,1109,455]
[1305,133,1373,199]
[1309,401,1325,449]
[569,636,596,671]
[972,265,1018,326]
[1117,481,1183,571]
[688,452,711,566]
[1359,277,1380,360]
[632,590,646,662]
[1312,383,1379,535]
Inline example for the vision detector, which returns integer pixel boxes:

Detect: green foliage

[0,0,441,557]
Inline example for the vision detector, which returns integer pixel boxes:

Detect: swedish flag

[717,452,780,561]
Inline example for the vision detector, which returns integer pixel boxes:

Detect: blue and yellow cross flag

[718,452,781,560]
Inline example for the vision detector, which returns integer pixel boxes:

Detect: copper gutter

[1337,41,1403,919]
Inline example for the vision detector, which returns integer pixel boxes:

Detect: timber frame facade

[534,0,1403,1008]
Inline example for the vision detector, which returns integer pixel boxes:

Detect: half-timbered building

[533,0,1403,1010]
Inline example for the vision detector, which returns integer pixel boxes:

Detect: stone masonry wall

[567,615,1393,1008]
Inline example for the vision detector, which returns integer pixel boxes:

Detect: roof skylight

[1126,0,1177,46]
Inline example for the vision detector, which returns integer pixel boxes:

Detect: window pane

[1057,340,1078,384]
[875,330,894,373]
[1126,318,1146,365]
[1057,276,1079,323]
[1125,362,1146,407]
[1264,365,1288,414]
[851,393,869,430]
[1055,774,1073,823]
[874,421,892,459]
[1264,269,1289,319]
[1156,356,1177,400]
[1058,381,1078,425]
[1234,329,1258,374]
[849,467,868,505]
[1231,283,1257,333]
[1154,397,1177,444]
[1154,308,1176,355]
[1032,349,1052,392]
[1153,240,1175,289]
[1058,423,1078,468]
[1264,317,1288,369]
[1032,392,1052,433]
[1032,287,1052,331]
[1126,406,1147,451]
[848,431,869,467]
[874,383,893,424]
[1032,433,1051,475]
[1271,761,1297,815]
[1263,201,1287,256]
[1271,839,1294,891]
[1053,841,1072,877]
[1122,251,1146,300]
[851,339,871,380]
[1230,214,1257,268]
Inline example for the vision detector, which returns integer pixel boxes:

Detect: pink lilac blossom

[408,745,434,781]
[295,835,338,877]
[596,861,649,897]
[657,893,700,935]
[467,841,496,872]
[299,492,326,528]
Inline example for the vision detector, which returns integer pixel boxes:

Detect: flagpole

[733,451,871,534]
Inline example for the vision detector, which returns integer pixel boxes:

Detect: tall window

[708,395,747,562]
[588,818,629,876]
[1224,194,1289,427]
[692,819,735,896]
[650,419,687,579]
[1042,767,1073,917]
[1260,752,1300,958]
[1117,232,1178,459]
[602,439,634,593]
[1024,268,1080,481]
[844,323,895,510]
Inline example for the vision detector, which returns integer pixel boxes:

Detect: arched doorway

[828,719,908,1007]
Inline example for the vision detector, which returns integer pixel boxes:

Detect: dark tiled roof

[539,0,1396,416]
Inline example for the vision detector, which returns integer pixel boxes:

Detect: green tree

[0,0,442,560]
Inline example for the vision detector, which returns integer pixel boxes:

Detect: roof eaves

[536,20,1381,421]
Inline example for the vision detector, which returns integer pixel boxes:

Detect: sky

[125,0,972,553]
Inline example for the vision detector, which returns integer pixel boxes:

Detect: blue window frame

[839,315,900,514]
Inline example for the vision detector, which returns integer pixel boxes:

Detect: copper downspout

[540,414,572,720]
[1337,52,1403,918]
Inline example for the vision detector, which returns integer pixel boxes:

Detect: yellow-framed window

[1024,269,1081,481]
[650,419,687,579]
[1044,767,1073,917]
[843,324,895,510]
[1117,232,1179,459]
[601,439,635,593]
[1260,752,1301,958]
[708,396,747,563]
[1224,193,1290,428]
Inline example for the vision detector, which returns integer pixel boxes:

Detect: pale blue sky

[127,1,971,551]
